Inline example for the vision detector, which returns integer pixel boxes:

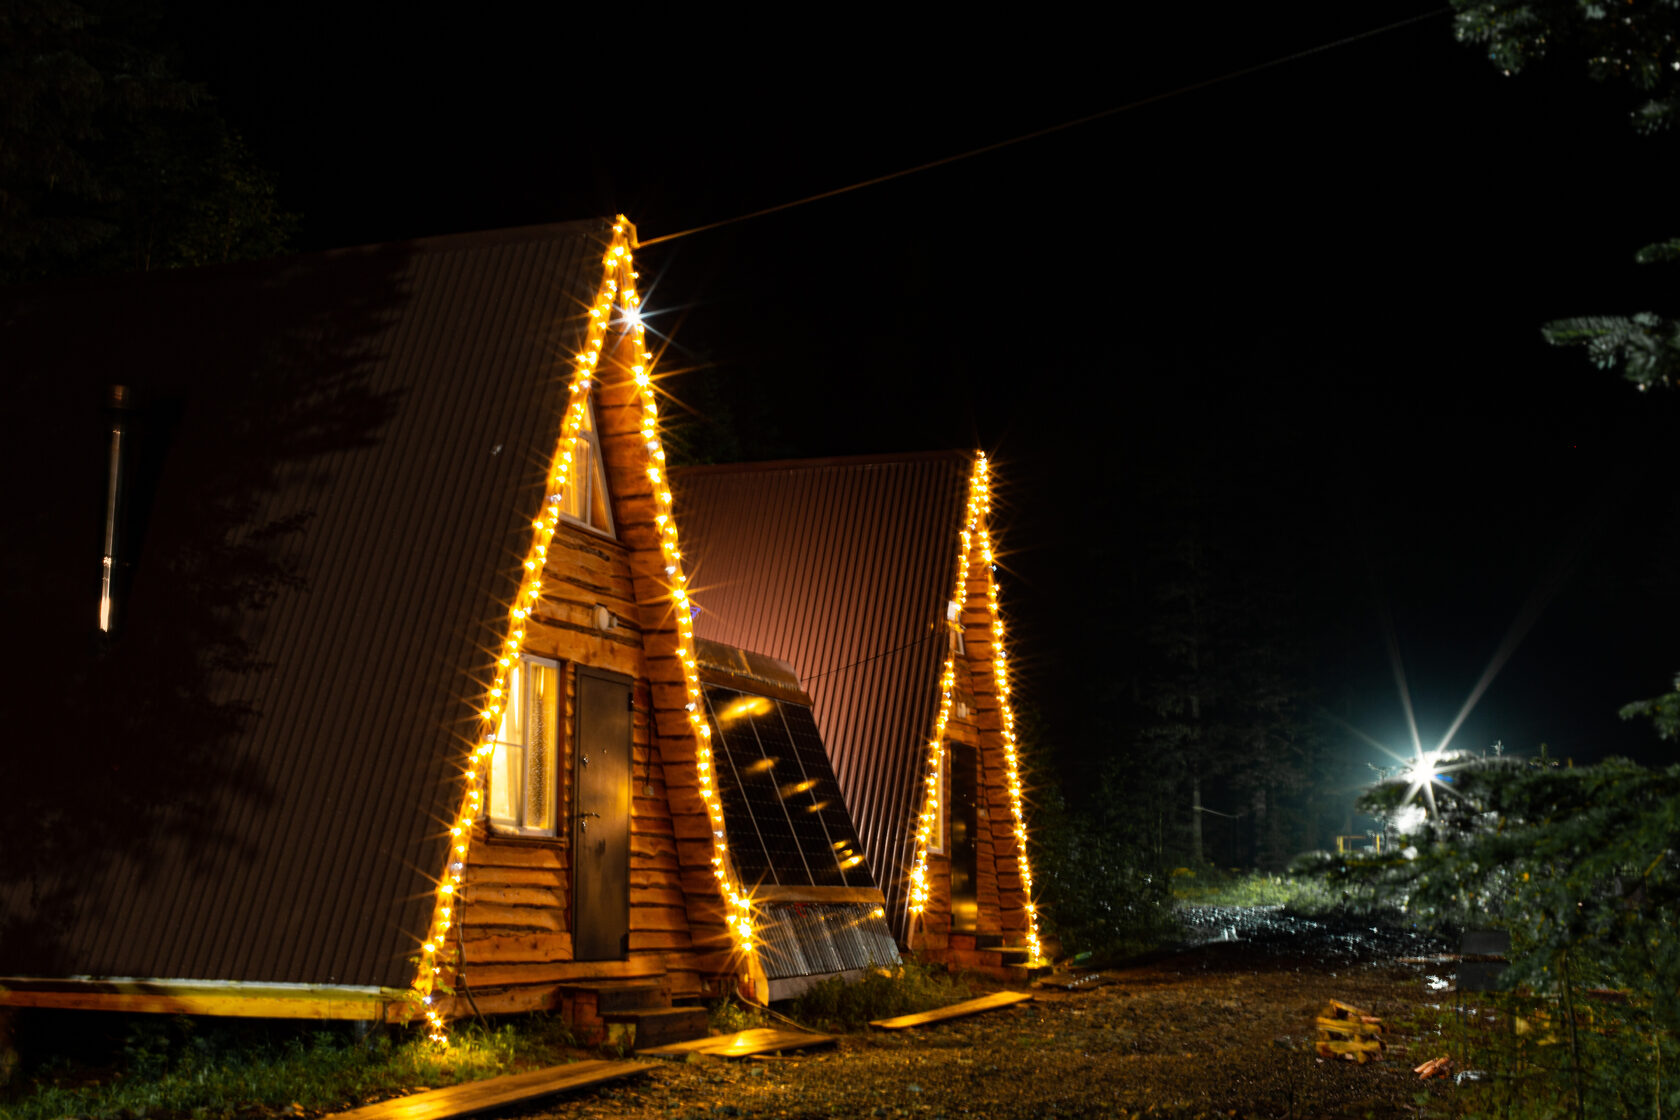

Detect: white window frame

[946,598,965,656]
[487,656,563,837]
[561,399,615,536]
[928,742,948,854]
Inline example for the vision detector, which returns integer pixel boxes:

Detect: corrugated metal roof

[673,453,971,933]
[1,222,609,988]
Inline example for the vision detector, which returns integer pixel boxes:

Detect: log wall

[592,341,734,972]
[962,560,1031,940]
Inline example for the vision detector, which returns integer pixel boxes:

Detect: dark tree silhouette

[0,247,407,972]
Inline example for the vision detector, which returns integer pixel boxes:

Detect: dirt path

[523,909,1458,1120]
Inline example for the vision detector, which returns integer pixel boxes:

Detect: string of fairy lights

[410,217,750,1043]
[906,453,1041,962]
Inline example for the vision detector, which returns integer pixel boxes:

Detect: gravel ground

[522,908,1459,1120]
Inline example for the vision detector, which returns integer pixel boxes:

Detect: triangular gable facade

[415,218,763,1034]
[0,218,766,1030]
[675,453,1043,969]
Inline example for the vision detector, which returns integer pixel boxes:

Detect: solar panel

[704,685,875,890]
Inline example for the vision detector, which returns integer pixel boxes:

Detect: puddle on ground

[1176,904,1448,963]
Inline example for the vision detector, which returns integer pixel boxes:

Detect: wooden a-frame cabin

[0,218,894,1040]
[675,453,1045,975]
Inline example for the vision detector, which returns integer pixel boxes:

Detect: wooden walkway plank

[869,990,1034,1030]
[323,1060,655,1120]
[638,1027,837,1059]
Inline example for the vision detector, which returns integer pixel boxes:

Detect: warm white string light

[410,217,750,1044]
[906,453,1041,962]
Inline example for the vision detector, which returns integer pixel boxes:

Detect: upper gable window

[561,400,615,536]
[488,656,562,836]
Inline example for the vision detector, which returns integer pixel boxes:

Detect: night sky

[163,4,1678,793]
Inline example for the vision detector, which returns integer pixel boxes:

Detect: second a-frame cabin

[0,217,893,1041]
[676,453,1045,974]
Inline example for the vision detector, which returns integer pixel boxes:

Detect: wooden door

[948,742,979,934]
[573,668,632,960]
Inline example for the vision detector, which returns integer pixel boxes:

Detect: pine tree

[1452,0,1680,133]
[1137,518,1226,866]
[1453,1,1680,725]
[0,0,297,282]
[1542,237,1680,393]
[1132,482,1322,869]
[1452,2,1680,394]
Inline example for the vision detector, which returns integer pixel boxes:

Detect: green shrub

[1033,799,1178,960]
[785,963,974,1031]
[705,995,764,1034]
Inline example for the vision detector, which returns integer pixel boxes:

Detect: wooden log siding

[450,325,742,1016]
[593,338,733,977]
[962,563,1032,941]
[909,541,1030,956]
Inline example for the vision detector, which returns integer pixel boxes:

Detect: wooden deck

[638,1027,837,1059]
[869,990,1034,1030]
[322,1060,655,1120]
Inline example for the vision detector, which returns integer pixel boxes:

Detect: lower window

[488,657,561,836]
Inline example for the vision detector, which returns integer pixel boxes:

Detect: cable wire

[636,8,1449,248]
[801,632,937,684]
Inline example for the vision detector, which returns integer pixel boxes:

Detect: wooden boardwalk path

[639,1027,837,1059]
[869,990,1033,1030]
[323,1060,655,1120]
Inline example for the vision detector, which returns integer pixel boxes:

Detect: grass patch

[705,995,764,1035]
[783,963,976,1032]
[1171,868,1340,911]
[2,1011,577,1120]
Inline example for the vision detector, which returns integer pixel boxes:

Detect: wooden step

[941,946,1004,970]
[870,990,1034,1030]
[558,979,668,1014]
[606,1005,710,1051]
[323,1059,654,1120]
[996,947,1050,981]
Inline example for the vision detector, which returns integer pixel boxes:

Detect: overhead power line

[637,8,1449,249]
[802,633,937,684]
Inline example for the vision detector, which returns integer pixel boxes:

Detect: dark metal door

[949,743,979,934]
[573,669,632,960]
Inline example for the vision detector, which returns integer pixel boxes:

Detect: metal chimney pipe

[98,385,131,632]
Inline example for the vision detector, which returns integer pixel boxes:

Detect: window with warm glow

[488,657,561,836]
[561,400,615,535]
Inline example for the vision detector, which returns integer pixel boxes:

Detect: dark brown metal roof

[673,453,971,933]
[2,221,609,988]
